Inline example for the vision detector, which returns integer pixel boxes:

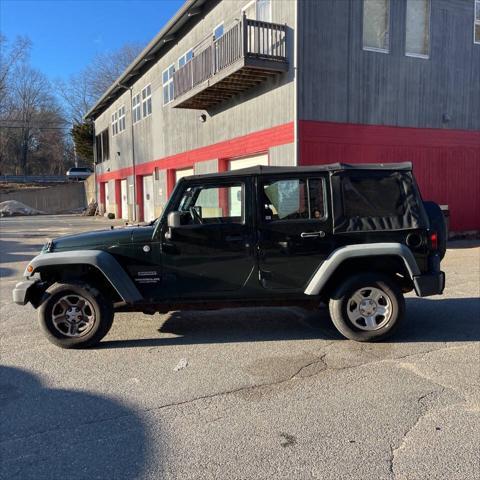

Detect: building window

[162,65,175,105]
[213,23,224,40]
[178,49,193,68]
[118,106,126,132]
[111,111,118,136]
[406,0,430,57]
[363,0,390,52]
[95,128,110,163]
[142,85,152,117]
[132,93,141,123]
[243,0,272,22]
[475,0,480,44]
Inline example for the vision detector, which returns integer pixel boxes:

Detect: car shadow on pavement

[99,297,480,349]
[0,366,152,479]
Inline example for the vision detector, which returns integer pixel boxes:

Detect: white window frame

[111,111,118,136]
[475,0,480,45]
[141,84,152,118]
[162,64,175,106]
[132,93,141,124]
[362,0,391,54]
[213,22,224,40]
[178,49,194,69]
[405,0,431,59]
[118,105,126,133]
[242,0,272,22]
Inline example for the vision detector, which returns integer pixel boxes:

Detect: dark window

[342,174,406,218]
[95,129,110,163]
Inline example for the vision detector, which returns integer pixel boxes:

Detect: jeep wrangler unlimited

[13,163,446,348]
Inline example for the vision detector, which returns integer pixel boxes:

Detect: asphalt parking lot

[1,215,479,480]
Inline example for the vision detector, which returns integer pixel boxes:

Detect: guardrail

[0,175,69,184]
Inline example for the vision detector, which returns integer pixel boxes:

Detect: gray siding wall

[298,0,480,130]
[94,0,295,179]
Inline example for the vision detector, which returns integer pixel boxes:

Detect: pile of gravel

[0,200,45,217]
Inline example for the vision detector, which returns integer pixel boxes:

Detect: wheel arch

[25,250,142,305]
[305,243,420,298]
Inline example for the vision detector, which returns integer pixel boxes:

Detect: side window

[341,174,405,217]
[261,178,327,221]
[178,183,244,224]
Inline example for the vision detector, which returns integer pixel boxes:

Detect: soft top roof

[187,162,412,181]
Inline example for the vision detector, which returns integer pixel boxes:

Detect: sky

[1,0,185,82]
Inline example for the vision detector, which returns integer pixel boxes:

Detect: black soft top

[188,162,413,181]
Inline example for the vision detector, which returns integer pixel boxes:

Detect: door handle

[225,235,244,242]
[300,231,326,238]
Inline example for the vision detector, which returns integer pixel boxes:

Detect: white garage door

[143,175,155,222]
[229,154,268,216]
[229,153,269,171]
[175,168,194,183]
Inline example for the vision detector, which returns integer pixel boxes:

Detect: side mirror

[167,211,182,228]
[165,211,181,240]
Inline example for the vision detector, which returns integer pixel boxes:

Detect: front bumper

[413,271,445,297]
[12,279,40,306]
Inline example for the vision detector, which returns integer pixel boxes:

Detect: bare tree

[57,42,142,123]
[0,35,32,115]
[0,62,67,175]
[84,43,142,99]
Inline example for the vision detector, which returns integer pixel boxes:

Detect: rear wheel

[38,282,114,349]
[329,273,404,342]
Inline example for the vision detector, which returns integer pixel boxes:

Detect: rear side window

[261,177,326,221]
[342,174,406,217]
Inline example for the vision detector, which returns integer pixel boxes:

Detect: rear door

[256,174,333,291]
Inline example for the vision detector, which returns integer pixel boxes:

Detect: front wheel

[329,273,404,342]
[38,282,114,349]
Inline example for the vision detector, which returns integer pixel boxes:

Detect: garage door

[175,168,194,183]
[229,154,268,216]
[143,175,155,222]
[229,153,268,171]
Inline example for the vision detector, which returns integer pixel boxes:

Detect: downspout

[119,83,137,222]
[293,0,299,166]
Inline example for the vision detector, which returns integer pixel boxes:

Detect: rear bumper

[413,271,445,297]
[12,279,39,306]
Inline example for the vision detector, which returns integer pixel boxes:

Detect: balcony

[171,17,288,110]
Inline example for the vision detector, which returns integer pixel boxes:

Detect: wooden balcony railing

[172,16,287,105]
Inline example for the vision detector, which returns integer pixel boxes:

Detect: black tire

[329,273,405,342]
[38,282,114,349]
[423,201,447,259]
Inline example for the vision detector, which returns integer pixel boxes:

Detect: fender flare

[304,243,420,296]
[25,250,143,304]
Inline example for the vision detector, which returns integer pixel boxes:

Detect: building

[86,0,480,232]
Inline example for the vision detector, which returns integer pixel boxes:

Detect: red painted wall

[97,122,294,183]
[299,121,480,232]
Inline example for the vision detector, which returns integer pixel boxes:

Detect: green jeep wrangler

[13,163,446,348]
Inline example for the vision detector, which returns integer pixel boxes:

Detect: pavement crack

[388,389,445,479]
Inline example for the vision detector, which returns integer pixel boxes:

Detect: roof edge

[84,0,203,121]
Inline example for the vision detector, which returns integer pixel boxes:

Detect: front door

[143,175,154,222]
[256,174,333,291]
[160,178,255,299]
[120,179,128,220]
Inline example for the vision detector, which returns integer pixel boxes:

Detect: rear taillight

[429,231,438,250]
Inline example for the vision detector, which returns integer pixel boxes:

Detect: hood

[50,225,154,252]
